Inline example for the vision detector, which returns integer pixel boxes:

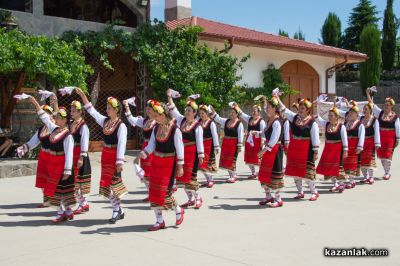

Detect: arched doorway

[280,60,319,107]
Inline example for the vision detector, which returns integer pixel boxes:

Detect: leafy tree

[321,12,341,47]
[381,0,397,70]
[342,0,379,51]
[359,25,381,94]
[278,29,289,37]
[293,28,305,40]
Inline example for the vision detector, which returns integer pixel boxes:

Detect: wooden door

[280,60,319,107]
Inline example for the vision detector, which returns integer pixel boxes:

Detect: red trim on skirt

[377,130,395,159]
[220,138,238,170]
[100,147,117,189]
[176,141,196,184]
[244,135,261,165]
[343,138,359,171]
[149,155,175,206]
[199,138,212,171]
[317,142,342,176]
[258,144,279,184]
[43,154,65,197]
[285,138,310,178]
[361,137,375,166]
[140,141,153,177]
[35,150,50,188]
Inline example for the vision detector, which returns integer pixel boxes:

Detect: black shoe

[108,208,125,224]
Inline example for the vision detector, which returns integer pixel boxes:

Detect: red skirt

[35,149,50,189]
[176,142,197,184]
[343,138,359,172]
[43,154,65,197]
[258,144,279,184]
[199,138,212,171]
[244,135,261,165]
[317,142,342,176]
[285,138,310,178]
[149,155,175,206]
[377,130,396,159]
[100,147,117,189]
[361,137,375,166]
[140,141,153,178]
[220,137,238,170]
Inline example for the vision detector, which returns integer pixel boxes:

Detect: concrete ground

[0,150,399,266]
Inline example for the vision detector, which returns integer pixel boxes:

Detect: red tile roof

[166,16,367,63]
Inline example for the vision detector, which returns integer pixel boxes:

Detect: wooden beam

[1,72,26,128]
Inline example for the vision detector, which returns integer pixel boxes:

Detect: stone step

[0,159,37,179]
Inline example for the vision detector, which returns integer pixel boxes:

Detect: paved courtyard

[0,150,399,266]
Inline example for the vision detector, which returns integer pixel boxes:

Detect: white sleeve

[358,124,365,150]
[195,125,204,158]
[170,105,185,126]
[143,128,156,156]
[341,125,348,151]
[315,115,327,127]
[80,124,90,157]
[125,112,144,128]
[265,120,282,151]
[26,130,40,151]
[237,122,244,146]
[116,123,127,165]
[259,119,266,134]
[84,102,107,127]
[283,107,296,122]
[374,119,381,146]
[311,122,320,151]
[284,120,290,145]
[396,118,400,139]
[239,112,251,124]
[174,128,184,165]
[212,114,228,126]
[373,105,382,118]
[63,135,74,175]
[210,122,220,148]
[37,110,58,132]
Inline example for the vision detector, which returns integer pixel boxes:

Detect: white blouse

[143,126,185,165]
[78,124,90,157]
[25,130,41,151]
[282,106,320,151]
[239,112,267,134]
[212,113,244,147]
[261,119,282,151]
[315,116,349,151]
[37,110,74,175]
[170,105,205,157]
[373,105,400,139]
[84,102,127,165]
[209,121,220,148]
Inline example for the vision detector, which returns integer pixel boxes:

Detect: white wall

[200,40,338,94]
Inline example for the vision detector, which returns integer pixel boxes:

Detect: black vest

[103,119,123,145]
[38,125,51,149]
[224,119,240,138]
[325,122,342,141]
[155,124,178,154]
[290,115,314,138]
[378,111,397,129]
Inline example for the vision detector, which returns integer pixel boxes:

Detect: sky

[150,0,400,44]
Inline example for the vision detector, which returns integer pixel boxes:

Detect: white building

[165,0,367,105]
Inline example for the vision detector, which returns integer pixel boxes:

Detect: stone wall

[1,0,146,37]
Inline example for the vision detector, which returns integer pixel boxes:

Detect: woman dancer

[69,100,92,214]
[257,97,284,207]
[167,92,204,209]
[276,96,320,201]
[124,99,157,201]
[139,101,185,231]
[210,104,244,183]
[198,104,220,188]
[315,107,348,193]
[76,88,128,224]
[367,88,400,180]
